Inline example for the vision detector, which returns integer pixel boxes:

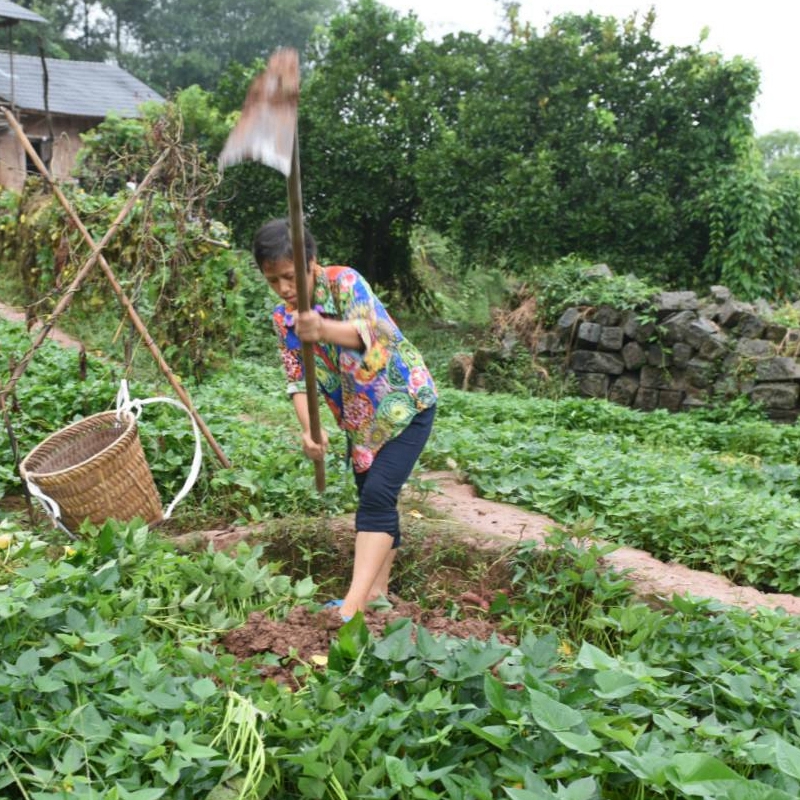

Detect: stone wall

[451,285,800,422]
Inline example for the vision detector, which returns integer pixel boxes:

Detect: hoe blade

[218,47,299,176]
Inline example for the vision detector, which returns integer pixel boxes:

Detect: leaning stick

[1,107,231,468]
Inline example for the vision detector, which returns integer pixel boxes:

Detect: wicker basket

[20,410,163,532]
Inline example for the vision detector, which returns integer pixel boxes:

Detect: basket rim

[20,409,138,480]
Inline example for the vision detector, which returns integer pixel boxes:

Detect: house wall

[0,113,99,192]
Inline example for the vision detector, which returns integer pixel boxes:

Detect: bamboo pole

[0,387,36,522]
[1,107,231,468]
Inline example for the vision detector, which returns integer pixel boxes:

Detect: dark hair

[252,217,317,269]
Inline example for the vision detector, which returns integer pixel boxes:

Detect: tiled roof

[0,1,47,24]
[0,52,164,118]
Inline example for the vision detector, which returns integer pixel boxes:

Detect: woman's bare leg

[368,548,397,601]
[340,531,394,618]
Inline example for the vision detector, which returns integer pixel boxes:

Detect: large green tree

[109,0,341,94]
[299,0,426,291]
[7,0,109,60]
[214,0,432,297]
[49,1,799,301]
[7,0,340,93]
[416,10,762,287]
[758,130,800,179]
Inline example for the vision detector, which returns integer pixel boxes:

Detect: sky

[381,0,799,136]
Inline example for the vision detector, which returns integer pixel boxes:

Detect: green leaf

[142,690,189,710]
[592,671,641,699]
[26,597,66,620]
[774,736,800,779]
[484,673,519,718]
[69,703,113,744]
[574,642,618,671]
[293,576,316,599]
[151,755,183,785]
[559,777,599,800]
[504,787,556,800]
[82,630,119,646]
[549,729,602,755]
[437,637,511,681]
[116,787,167,800]
[415,626,449,661]
[33,674,67,693]
[526,689,584,732]
[385,755,416,788]
[173,738,219,760]
[13,648,41,676]
[461,722,515,748]
[605,750,670,783]
[54,742,85,775]
[666,753,740,782]
[190,677,218,701]
[372,623,416,662]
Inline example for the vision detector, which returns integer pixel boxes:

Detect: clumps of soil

[221,597,515,686]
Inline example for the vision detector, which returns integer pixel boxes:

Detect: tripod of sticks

[0,106,230,521]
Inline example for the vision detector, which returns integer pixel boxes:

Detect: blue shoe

[323,599,351,622]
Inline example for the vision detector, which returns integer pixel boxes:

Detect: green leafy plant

[0,517,313,799]
[530,258,659,326]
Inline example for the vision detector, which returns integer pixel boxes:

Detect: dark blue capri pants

[354,405,436,548]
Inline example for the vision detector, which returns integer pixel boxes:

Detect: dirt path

[0,300,84,351]
[421,471,800,615]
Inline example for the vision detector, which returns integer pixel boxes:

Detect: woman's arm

[291,392,329,461]
[295,311,364,351]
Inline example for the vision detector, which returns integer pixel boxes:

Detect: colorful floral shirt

[272,265,437,472]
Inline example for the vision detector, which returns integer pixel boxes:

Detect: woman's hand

[301,427,329,462]
[296,312,365,350]
[296,310,324,343]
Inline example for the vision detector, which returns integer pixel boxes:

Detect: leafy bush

[0,518,310,799]
[529,258,660,326]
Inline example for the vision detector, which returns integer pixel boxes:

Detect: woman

[253,218,437,621]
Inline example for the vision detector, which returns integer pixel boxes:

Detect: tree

[111,0,341,94]
[415,10,761,288]
[213,0,432,299]
[757,130,800,179]
[8,0,109,61]
[98,0,147,62]
[8,0,339,94]
[297,0,427,293]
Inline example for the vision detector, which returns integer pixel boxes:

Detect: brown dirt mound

[221,599,514,686]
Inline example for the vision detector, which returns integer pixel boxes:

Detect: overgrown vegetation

[0,110,266,382]
[528,259,661,327]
